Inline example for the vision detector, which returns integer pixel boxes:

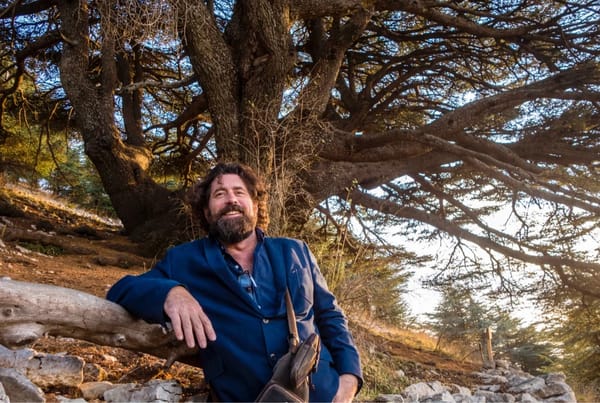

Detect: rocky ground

[0,183,481,401]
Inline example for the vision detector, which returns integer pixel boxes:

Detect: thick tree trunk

[56,1,188,250]
[0,279,200,368]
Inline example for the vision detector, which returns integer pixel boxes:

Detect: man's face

[204,174,258,244]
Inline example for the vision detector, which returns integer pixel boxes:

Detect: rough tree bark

[1,0,599,301]
[0,279,199,368]
[56,1,186,248]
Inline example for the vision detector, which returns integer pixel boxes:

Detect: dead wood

[0,279,199,368]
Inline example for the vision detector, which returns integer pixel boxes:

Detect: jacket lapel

[201,237,259,310]
[263,238,292,314]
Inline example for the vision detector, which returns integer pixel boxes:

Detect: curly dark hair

[188,162,269,233]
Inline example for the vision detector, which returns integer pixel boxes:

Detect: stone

[519,392,541,402]
[23,353,84,388]
[473,390,516,402]
[79,381,115,400]
[55,396,87,403]
[0,367,45,403]
[104,379,183,403]
[477,374,508,385]
[0,344,83,388]
[404,380,448,399]
[478,384,501,392]
[422,391,455,402]
[374,394,405,402]
[507,377,545,394]
[506,373,533,386]
[544,373,567,384]
[536,382,574,399]
[0,382,9,403]
[448,384,471,395]
[453,395,486,403]
[544,391,577,403]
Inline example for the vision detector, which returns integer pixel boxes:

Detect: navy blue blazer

[106,235,362,402]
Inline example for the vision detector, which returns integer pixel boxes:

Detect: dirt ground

[0,184,480,401]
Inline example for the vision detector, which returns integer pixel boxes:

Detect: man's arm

[301,242,364,394]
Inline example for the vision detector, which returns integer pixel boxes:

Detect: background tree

[488,309,555,375]
[0,0,599,342]
[544,296,600,391]
[427,286,489,352]
[429,287,556,373]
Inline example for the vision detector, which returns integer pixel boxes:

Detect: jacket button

[263,318,269,324]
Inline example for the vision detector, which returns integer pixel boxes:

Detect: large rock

[79,381,115,400]
[374,360,577,403]
[0,367,45,403]
[0,344,83,388]
[103,380,183,402]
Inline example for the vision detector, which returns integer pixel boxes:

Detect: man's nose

[225,192,240,205]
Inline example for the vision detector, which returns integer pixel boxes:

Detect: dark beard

[208,207,255,244]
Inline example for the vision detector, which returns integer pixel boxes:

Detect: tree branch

[348,189,600,281]
[0,279,199,368]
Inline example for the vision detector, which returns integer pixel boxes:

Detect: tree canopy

[0,1,599,308]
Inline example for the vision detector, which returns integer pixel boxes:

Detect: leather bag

[255,289,320,402]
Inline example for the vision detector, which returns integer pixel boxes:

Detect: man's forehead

[211,174,247,189]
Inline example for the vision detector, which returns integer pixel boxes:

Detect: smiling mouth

[220,207,244,218]
[223,211,241,216]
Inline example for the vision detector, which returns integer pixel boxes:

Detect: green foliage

[0,119,66,185]
[0,65,66,184]
[489,310,555,374]
[45,144,115,216]
[546,298,600,392]
[427,286,491,348]
[296,218,412,327]
[17,241,64,256]
[428,287,557,373]
[359,348,408,398]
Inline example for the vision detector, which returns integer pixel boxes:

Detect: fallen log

[0,279,199,367]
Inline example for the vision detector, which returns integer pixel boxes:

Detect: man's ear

[204,208,210,221]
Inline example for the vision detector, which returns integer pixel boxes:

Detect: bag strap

[285,288,300,353]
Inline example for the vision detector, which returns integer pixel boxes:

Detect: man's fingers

[164,287,216,349]
[180,312,198,348]
[200,312,217,342]
[191,307,216,348]
[168,311,185,342]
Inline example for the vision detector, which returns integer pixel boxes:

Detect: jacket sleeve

[302,242,364,391]
[106,248,183,325]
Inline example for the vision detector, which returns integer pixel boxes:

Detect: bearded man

[107,162,362,402]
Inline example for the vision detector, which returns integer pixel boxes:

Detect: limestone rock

[0,367,45,403]
[0,382,9,403]
[79,381,115,400]
[103,379,183,403]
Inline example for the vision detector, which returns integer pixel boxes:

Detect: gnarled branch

[0,279,199,368]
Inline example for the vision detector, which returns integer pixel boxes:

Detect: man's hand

[164,286,217,348]
[333,373,359,403]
